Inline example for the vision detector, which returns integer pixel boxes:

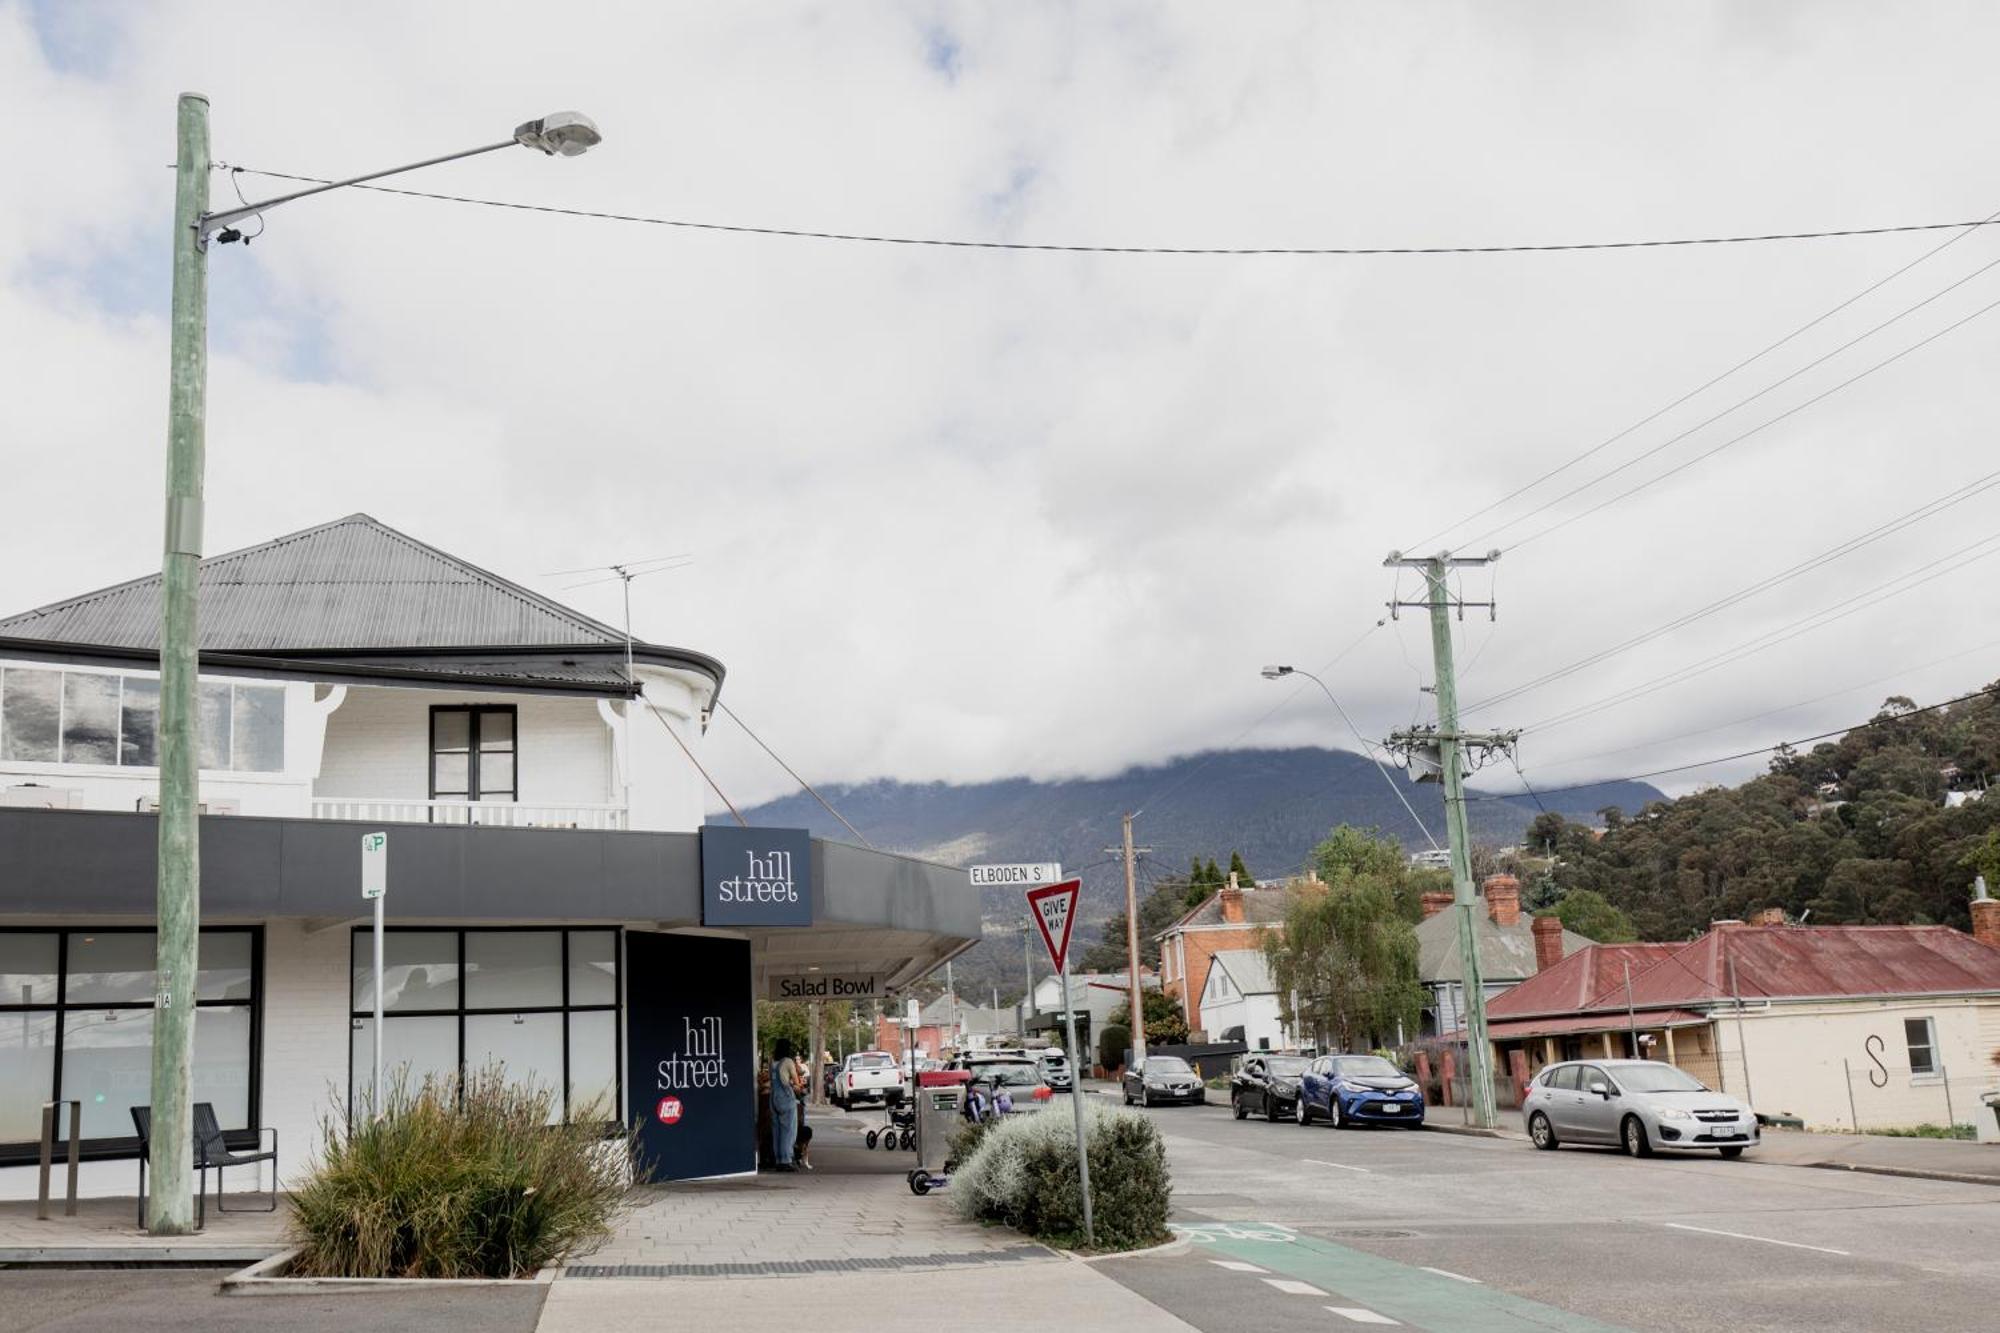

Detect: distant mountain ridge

[736,745,1661,920]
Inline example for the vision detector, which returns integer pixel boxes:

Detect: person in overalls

[770,1038,800,1172]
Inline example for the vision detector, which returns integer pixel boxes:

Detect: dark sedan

[1230,1054,1313,1121]
[1122,1055,1206,1107]
[1296,1053,1425,1128]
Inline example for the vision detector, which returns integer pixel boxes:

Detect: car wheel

[1529,1112,1559,1150]
[1268,1097,1284,1122]
[1123,1086,1132,1106]
[1232,1096,1247,1121]
[1329,1097,1344,1129]
[1718,1145,1745,1160]
[1622,1115,1654,1158]
[1141,1087,1152,1108]
[1295,1096,1310,1126]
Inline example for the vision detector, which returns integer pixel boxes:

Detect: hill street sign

[1026,877,1081,974]
[969,862,1062,887]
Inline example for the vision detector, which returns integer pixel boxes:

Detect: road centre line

[1303,1158,1373,1173]
[1419,1266,1482,1283]
[1662,1222,1851,1255]
[1210,1259,1268,1272]
[1326,1310,1401,1326]
[1264,1277,1329,1295]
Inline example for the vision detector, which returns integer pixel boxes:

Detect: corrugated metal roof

[1487,943,1682,1019]
[1491,926,2000,1021]
[1620,925,2000,1007]
[1164,886,1294,933]
[0,514,629,652]
[1416,908,1594,985]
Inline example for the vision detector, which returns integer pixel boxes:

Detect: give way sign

[1026,878,1082,974]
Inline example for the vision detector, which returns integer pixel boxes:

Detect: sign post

[1026,877,1091,1247]
[360,831,387,1115]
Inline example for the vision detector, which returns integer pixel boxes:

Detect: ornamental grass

[288,1068,632,1279]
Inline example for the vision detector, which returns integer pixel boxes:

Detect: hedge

[949,1101,1170,1251]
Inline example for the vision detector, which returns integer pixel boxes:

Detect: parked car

[1230,1053,1313,1121]
[833,1051,906,1109]
[1037,1048,1074,1091]
[970,1060,1054,1114]
[1523,1059,1759,1158]
[1295,1053,1424,1127]
[1123,1055,1206,1107]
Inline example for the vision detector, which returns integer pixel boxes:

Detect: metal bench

[193,1101,278,1214]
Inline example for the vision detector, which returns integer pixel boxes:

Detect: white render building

[0,515,977,1198]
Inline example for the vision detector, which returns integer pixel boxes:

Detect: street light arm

[199,139,517,238]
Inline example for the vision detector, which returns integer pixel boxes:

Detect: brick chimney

[1532,914,1564,972]
[1973,881,2000,950]
[1219,883,1245,925]
[1483,874,1521,927]
[1420,891,1455,920]
[1754,906,1786,927]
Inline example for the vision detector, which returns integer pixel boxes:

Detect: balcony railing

[309,798,628,831]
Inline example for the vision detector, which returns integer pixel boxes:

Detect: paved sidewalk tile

[0,1194,288,1261]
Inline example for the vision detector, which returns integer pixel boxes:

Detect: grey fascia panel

[814,840,981,938]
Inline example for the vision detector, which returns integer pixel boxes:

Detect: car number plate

[1381,1104,1401,1112]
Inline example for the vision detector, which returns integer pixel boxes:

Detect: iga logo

[656,1095,684,1125]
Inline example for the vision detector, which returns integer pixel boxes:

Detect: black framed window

[0,927,262,1163]
[429,705,517,804]
[349,927,618,1124]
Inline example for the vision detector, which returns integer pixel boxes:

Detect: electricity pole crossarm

[1379,551,1515,1129]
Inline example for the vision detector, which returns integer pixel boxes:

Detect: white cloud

[2,0,1997,812]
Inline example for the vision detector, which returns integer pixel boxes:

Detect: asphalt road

[1093,1092,2000,1333]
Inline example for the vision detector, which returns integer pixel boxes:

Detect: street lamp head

[514,111,602,157]
[1261,665,1294,680]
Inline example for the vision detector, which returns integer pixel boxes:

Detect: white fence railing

[310,798,627,831]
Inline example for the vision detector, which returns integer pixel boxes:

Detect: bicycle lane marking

[1186,1225,1629,1332]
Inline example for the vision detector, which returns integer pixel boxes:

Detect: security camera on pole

[1026,877,1092,1248]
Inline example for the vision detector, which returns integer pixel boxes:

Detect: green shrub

[1098,1023,1130,1072]
[950,1102,1170,1252]
[288,1069,632,1278]
[1867,1122,1975,1140]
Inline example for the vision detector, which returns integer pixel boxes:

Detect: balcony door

[430,706,517,814]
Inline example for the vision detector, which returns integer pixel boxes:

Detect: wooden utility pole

[1384,551,1516,1130]
[151,91,211,1236]
[1120,814,1147,1061]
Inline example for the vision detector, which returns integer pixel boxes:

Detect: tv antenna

[541,554,693,684]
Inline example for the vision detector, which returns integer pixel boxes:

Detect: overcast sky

[4,1,1997,812]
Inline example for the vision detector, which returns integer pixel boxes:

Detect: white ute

[835,1051,907,1109]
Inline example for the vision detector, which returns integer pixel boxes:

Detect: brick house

[1157,875,1299,1037]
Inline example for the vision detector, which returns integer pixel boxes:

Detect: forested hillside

[1528,688,2000,940]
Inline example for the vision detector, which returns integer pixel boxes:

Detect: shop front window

[350,928,618,1124]
[0,928,261,1160]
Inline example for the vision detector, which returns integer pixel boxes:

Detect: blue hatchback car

[1295,1053,1425,1128]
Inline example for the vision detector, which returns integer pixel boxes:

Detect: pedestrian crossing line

[1326,1309,1400,1326]
[1419,1266,1482,1283]
[1265,1277,1329,1295]
[1210,1260,1268,1273]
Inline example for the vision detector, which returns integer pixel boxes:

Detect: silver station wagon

[1523,1058,1759,1159]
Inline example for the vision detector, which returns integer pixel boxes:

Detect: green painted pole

[150,91,209,1235]
[1425,557,1496,1129]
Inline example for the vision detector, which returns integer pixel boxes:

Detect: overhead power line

[1517,636,2000,775]
[1463,468,2000,715]
[1522,531,2000,735]
[1471,685,1998,801]
[215,164,2000,257]
[1468,253,2000,553]
[1404,201,2000,552]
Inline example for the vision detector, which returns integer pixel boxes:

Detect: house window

[350,928,618,1123]
[430,706,518,804]
[0,667,282,773]
[1903,1017,1938,1076]
[0,928,260,1161]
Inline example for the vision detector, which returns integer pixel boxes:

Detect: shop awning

[1485,1009,1708,1041]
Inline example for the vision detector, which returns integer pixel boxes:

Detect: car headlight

[1271,1080,1298,1096]
[1337,1080,1369,1094]
[1655,1107,1692,1121]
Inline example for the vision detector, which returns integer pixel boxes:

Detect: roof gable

[1415,909,1594,984]
[0,514,629,653]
